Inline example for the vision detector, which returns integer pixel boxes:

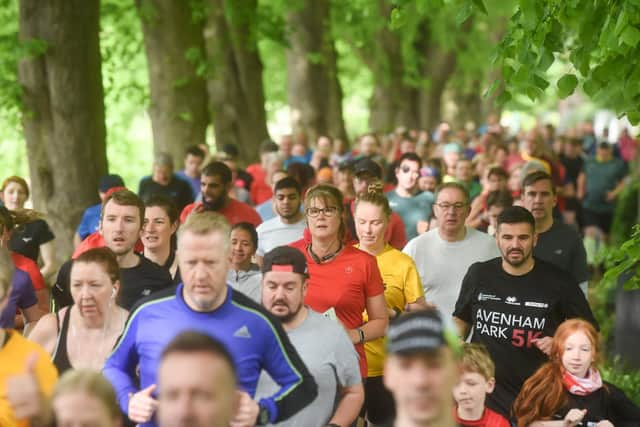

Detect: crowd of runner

[1,117,639,427]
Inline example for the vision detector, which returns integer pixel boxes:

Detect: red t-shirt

[11,252,45,291]
[454,407,510,427]
[180,199,262,227]
[289,240,384,377]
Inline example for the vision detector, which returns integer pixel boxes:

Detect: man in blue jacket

[103,211,317,427]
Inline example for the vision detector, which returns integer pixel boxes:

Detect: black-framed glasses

[435,202,468,211]
[306,206,339,218]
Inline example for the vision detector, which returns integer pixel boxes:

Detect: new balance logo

[233,325,251,338]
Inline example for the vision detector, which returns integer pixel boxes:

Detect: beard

[271,301,303,323]
[202,193,225,211]
[503,248,532,267]
[277,203,301,220]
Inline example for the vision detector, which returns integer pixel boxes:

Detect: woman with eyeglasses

[290,184,388,380]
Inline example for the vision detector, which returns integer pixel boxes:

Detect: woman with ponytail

[354,180,429,426]
[513,318,640,427]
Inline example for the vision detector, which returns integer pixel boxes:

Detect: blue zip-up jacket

[103,284,317,426]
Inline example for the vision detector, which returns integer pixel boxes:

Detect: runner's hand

[596,421,614,427]
[563,408,587,426]
[128,384,158,423]
[6,353,44,421]
[229,391,259,427]
[533,336,553,355]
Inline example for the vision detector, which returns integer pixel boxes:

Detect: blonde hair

[178,211,231,251]
[52,370,120,421]
[460,343,495,380]
[354,180,391,221]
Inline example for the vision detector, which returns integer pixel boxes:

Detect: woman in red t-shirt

[290,184,388,378]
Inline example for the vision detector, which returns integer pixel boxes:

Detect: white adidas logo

[233,325,251,338]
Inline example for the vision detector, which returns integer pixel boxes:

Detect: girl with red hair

[513,318,640,427]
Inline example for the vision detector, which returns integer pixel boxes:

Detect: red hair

[513,319,601,427]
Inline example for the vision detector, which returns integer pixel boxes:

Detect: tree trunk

[366,0,418,132]
[204,0,270,165]
[286,0,347,144]
[415,18,474,131]
[135,0,209,167]
[18,0,107,260]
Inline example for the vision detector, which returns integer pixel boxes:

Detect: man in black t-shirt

[521,171,589,295]
[53,190,172,310]
[453,206,597,419]
[138,152,194,212]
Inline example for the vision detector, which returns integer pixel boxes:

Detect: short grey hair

[178,211,231,251]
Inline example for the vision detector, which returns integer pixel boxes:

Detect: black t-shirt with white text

[453,257,597,418]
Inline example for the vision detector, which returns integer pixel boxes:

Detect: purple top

[0,268,37,328]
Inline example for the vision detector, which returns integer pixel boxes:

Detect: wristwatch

[256,404,270,425]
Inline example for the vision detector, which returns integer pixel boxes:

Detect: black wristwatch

[256,404,270,425]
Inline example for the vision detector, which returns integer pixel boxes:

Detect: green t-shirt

[386,189,435,241]
[583,158,627,213]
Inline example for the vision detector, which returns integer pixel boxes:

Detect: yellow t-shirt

[0,330,58,427]
[358,244,424,377]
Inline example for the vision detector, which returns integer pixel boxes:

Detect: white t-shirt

[403,226,500,319]
[256,217,306,256]
[255,310,361,427]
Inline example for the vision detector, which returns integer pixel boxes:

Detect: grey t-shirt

[534,221,589,284]
[403,226,500,319]
[255,310,361,427]
[256,217,306,257]
[226,266,262,303]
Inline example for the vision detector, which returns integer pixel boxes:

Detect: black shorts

[364,375,395,425]
[583,209,614,234]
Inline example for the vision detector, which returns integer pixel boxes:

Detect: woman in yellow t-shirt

[0,247,58,427]
[354,182,429,427]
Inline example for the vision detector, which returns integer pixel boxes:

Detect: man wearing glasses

[386,152,435,241]
[403,182,499,322]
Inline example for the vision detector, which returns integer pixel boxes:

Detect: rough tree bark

[204,0,270,165]
[286,0,347,144]
[135,0,209,166]
[18,0,107,260]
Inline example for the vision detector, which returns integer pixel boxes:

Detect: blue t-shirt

[103,284,317,426]
[386,190,435,241]
[76,203,102,240]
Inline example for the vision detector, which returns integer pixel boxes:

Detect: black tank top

[52,308,73,374]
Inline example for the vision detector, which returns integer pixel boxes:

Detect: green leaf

[533,74,549,90]
[472,0,488,14]
[526,86,543,101]
[583,78,600,97]
[496,90,511,105]
[538,48,554,71]
[627,111,640,125]
[557,74,578,98]
[456,2,473,24]
[621,25,640,47]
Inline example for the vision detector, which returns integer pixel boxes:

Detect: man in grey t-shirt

[255,246,363,427]
[403,183,500,320]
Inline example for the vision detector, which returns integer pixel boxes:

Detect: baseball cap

[262,246,308,276]
[353,157,382,179]
[387,309,458,355]
[99,174,125,193]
